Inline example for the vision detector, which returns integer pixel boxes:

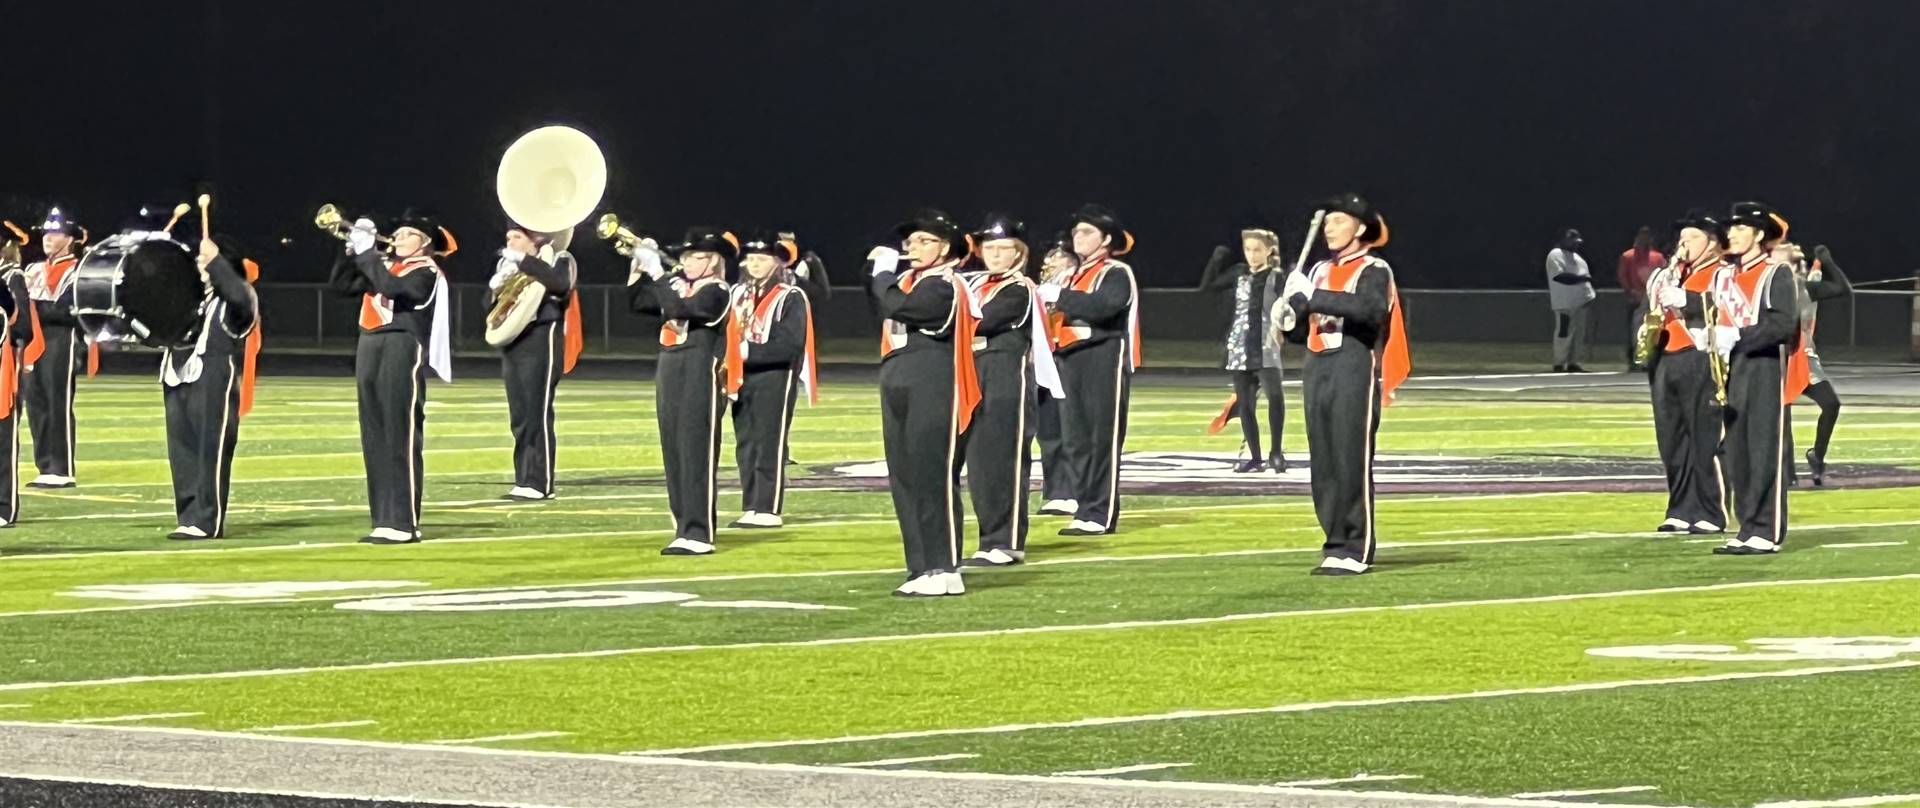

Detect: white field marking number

[334,590,852,613]
[1588,637,1920,663]
[62,581,426,602]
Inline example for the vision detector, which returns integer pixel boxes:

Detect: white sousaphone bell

[487,125,608,347]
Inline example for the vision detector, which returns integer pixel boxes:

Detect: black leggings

[1805,380,1841,458]
[1231,368,1285,459]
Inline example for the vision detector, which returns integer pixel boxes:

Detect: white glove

[1036,283,1062,305]
[1656,285,1686,310]
[629,241,664,283]
[1714,325,1739,359]
[1282,269,1312,303]
[868,246,900,277]
[347,217,378,255]
[489,256,518,290]
[1272,297,1297,335]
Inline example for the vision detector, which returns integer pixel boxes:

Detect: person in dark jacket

[725,232,816,529]
[1198,227,1288,472]
[490,224,580,501]
[1708,201,1800,556]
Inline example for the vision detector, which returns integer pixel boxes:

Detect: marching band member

[1033,236,1078,515]
[630,227,733,555]
[330,210,454,545]
[1710,201,1803,556]
[725,232,817,529]
[1038,204,1141,537]
[1275,193,1411,575]
[23,208,87,488]
[1646,210,1731,535]
[870,209,979,596]
[1198,226,1288,473]
[781,232,832,303]
[1778,242,1850,486]
[492,224,581,501]
[158,236,261,540]
[962,213,1063,566]
[0,224,36,526]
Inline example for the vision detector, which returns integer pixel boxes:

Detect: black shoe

[1551,364,1567,373]
[1233,458,1265,474]
[1806,449,1826,486]
[1267,454,1288,473]
[1567,364,1589,373]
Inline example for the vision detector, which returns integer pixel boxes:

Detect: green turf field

[1,369,1917,807]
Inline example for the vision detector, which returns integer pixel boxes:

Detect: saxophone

[1701,281,1730,408]
[1632,288,1665,366]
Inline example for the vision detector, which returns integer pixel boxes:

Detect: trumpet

[314,203,392,245]
[595,212,644,257]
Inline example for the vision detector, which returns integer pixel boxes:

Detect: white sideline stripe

[242,720,377,733]
[0,489,1657,565]
[428,731,572,745]
[0,725,1685,808]
[628,660,1919,757]
[1758,794,1920,808]
[1825,542,1907,549]
[44,466,645,490]
[60,712,202,724]
[0,703,28,709]
[8,574,1919,695]
[839,753,979,768]
[1276,773,1421,786]
[9,518,1917,620]
[26,495,674,523]
[1513,786,1658,799]
[1053,762,1190,777]
[0,772,578,808]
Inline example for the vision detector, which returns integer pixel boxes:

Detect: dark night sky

[5,0,1913,288]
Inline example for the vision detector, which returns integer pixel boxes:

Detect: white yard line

[1514,786,1658,799]
[241,720,377,733]
[12,518,1918,620]
[838,753,979,768]
[1824,542,1908,550]
[1053,762,1190,777]
[0,704,28,709]
[1275,774,1421,787]
[0,725,1684,808]
[60,712,203,725]
[18,571,1905,694]
[428,731,572,745]
[628,659,1919,757]
[1757,794,1920,808]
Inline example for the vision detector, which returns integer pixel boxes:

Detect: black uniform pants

[24,325,78,477]
[658,349,724,542]
[1035,388,1075,501]
[356,332,427,533]
[503,321,564,495]
[1303,346,1380,564]
[1231,367,1285,460]
[1650,350,1727,527]
[1725,351,1789,544]
[1057,339,1131,530]
[0,345,20,523]
[880,348,965,576]
[965,350,1033,553]
[164,355,243,535]
[733,366,798,514]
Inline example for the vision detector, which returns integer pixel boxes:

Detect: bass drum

[72,235,207,349]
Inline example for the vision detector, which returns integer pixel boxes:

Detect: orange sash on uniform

[1732,262,1813,403]
[562,291,584,374]
[881,269,980,432]
[238,259,263,418]
[1663,265,1716,352]
[1307,254,1412,404]
[725,287,786,398]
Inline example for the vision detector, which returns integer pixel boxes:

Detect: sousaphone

[488,125,607,347]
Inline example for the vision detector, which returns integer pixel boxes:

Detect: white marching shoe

[359,527,419,545]
[27,474,75,489]
[1311,555,1371,576]
[1656,517,1690,532]
[1689,521,1723,534]
[661,537,716,556]
[1057,519,1107,536]
[1037,499,1077,516]
[893,570,965,597]
[167,525,209,541]
[504,486,550,501]
[964,548,1025,567]
[732,511,784,528]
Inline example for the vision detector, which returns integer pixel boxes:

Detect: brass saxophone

[1632,274,1666,366]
